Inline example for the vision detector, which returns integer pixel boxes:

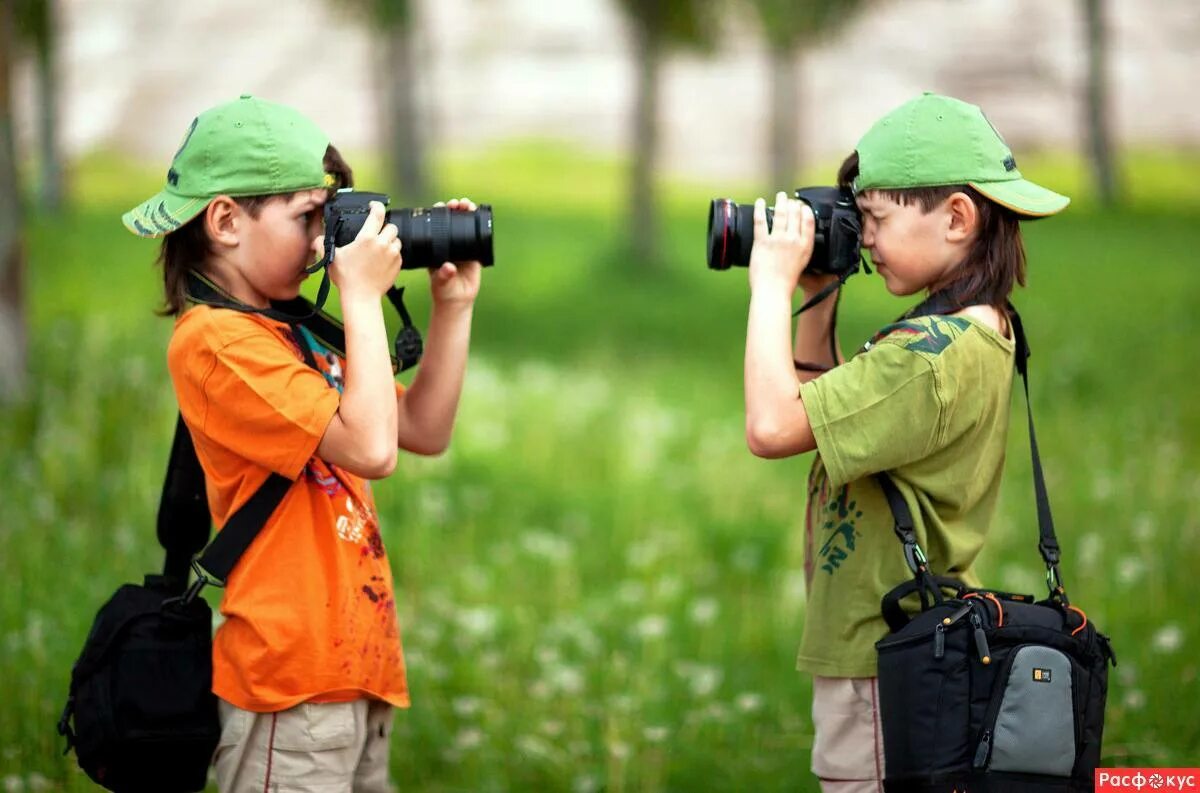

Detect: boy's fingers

[355,201,387,241]
[774,192,790,235]
[752,198,768,239]
[800,202,815,240]
[789,199,804,238]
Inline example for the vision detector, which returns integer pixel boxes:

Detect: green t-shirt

[796,314,1015,678]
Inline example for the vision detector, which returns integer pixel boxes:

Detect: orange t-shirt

[167,305,409,712]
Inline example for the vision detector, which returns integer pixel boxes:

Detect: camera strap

[184,270,423,373]
[874,296,1070,606]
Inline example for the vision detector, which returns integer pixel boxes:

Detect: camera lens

[707,199,771,270]
[390,205,494,270]
[331,201,494,269]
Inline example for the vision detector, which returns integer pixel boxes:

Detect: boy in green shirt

[742,93,1069,791]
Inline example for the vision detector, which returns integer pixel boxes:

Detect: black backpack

[874,305,1117,792]
[57,414,292,792]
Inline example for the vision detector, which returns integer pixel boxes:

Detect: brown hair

[838,151,1025,312]
[156,144,354,316]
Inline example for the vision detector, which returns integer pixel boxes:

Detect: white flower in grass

[540,720,565,737]
[480,651,502,671]
[1117,557,1145,586]
[569,740,591,757]
[452,697,483,717]
[1077,532,1102,569]
[635,614,669,640]
[675,661,722,697]
[736,692,764,713]
[1122,689,1146,711]
[608,740,631,760]
[617,580,646,604]
[3,775,21,793]
[1132,512,1156,541]
[456,607,498,639]
[516,734,555,760]
[521,530,574,563]
[529,680,553,701]
[455,728,484,750]
[656,575,683,601]
[609,694,635,713]
[573,775,601,793]
[690,597,719,625]
[1152,624,1183,654]
[627,539,662,570]
[536,646,561,666]
[643,725,670,743]
[705,702,731,723]
[549,664,585,695]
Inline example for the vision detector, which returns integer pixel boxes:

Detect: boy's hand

[749,191,814,294]
[322,201,403,300]
[429,197,482,307]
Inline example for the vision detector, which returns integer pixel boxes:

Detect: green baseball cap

[853,92,1069,217]
[122,95,331,238]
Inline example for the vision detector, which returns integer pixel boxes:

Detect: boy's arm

[317,202,403,478]
[395,296,475,455]
[745,193,818,458]
[395,198,482,456]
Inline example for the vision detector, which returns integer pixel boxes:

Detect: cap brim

[122,190,209,238]
[969,178,1070,218]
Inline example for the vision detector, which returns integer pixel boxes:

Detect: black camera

[707,186,861,276]
[324,189,494,270]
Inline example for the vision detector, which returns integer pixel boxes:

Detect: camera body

[324,189,494,270]
[707,186,862,276]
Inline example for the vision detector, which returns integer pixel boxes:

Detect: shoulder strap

[876,302,1070,606]
[185,270,423,373]
[156,414,214,591]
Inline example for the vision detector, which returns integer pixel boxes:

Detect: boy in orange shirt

[123,95,482,792]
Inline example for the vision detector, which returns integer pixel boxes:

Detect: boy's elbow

[399,434,450,457]
[746,419,786,458]
[360,445,399,479]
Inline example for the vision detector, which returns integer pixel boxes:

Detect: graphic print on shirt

[806,464,864,581]
[864,315,971,356]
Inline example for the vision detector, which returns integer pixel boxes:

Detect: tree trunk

[384,13,428,205]
[630,19,660,266]
[1082,0,1118,207]
[0,0,28,403]
[768,43,798,191]
[35,0,61,211]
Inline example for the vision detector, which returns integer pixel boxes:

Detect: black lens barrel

[329,195,494,270]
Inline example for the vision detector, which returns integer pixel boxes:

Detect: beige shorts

[213,698,396,793]
[810,676,886,793]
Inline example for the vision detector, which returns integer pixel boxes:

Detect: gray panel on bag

[990,646,1076,776]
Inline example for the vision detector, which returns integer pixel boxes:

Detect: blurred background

[1,0,1198,790]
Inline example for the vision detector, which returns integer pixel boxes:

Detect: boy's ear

[944,192,978,243]
[205,196,242,249]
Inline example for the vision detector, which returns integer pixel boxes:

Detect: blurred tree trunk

[1082,0,1118,206]
[33,0,61,211]
[751,0,868,189]
[0,0,29,403]
[383,7,427,205]
[630,14,661,266]
[768,43,797,190]
[617,0,711,268]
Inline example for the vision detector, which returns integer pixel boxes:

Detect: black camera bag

[873,305,1116,792]
[57,412,292,792]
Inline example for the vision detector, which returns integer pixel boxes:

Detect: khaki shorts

[214,698,396,793]
[810,676,886,793]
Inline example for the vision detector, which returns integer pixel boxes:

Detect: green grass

[2,143,1199,791]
